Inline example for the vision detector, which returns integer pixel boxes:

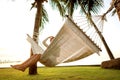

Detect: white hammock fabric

[27,17,101,67]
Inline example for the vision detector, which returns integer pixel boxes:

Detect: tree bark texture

[29,0,42,75]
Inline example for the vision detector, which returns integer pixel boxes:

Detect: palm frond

[49,0,65,17]
[80,0,104,15]
[64,0,78,16]
[60,0,79,17]
[111,9,116,16]
[41,5,49,29]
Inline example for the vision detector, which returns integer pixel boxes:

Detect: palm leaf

[60,0,103,17]
[79,0,104,15]
[61,0,78,16]
[49,0,65,17]
[41,5,49,28]
[111,9,116,16]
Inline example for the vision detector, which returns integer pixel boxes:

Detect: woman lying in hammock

[11,36,55,72]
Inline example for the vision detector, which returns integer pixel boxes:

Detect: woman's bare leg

[11,54,41,72]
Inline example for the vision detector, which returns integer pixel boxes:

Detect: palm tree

[61,0,103,17]
[2,0,48,75]
[61,0,115,60]
[79,1,115,60]
[29,0,65,75]
[101,0,120,59]
[29,0,44,75]
[102,0,120,20]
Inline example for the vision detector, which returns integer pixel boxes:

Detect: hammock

[27,16,101,67]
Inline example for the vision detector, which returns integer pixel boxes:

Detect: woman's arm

[42,36,53,47]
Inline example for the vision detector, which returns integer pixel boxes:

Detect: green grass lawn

[0,66,120,80]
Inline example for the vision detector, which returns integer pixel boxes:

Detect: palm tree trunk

[29,0,42,75]
[89,17,115,60]
[79,2,115,60]
[114,0,120,20]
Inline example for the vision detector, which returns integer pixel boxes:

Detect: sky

[0,0,120,67]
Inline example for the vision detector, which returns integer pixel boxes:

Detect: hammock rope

[73,15,104,49]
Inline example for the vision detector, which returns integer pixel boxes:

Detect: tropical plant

[102,0,120,20]
[61,0,115,60]
[61,0,103,17]
[29,0,65,75]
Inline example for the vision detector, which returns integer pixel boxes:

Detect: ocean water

[0,62,21,68]
[0,55,27,68]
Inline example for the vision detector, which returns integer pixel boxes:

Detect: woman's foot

[11,65,25,72]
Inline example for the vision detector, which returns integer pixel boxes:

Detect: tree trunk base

[29,64,38,75]
[101,58,120,69]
